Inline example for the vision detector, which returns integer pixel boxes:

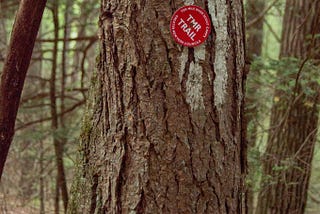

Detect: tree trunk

[0,0,46,179]
[245,0,265,213]
[50,1,69,212]
[68,0,247,213]
[256,1,320,213]
[37,28,46,214]
[39,139,45,214]
[61,0,71,127]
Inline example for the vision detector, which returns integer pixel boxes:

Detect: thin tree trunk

[39,140,45,214]
[68,0,247,213]
[257,1,320,213]
[50,1,69,212]
[60,2,71,211]
[245,0,265,213]
[61,0,71,128]
[0,0,46,179]
[54,175,60,214]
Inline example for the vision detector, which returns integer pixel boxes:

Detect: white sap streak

[208,1,229,107]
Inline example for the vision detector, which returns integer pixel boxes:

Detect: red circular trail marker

[170,5,211,47]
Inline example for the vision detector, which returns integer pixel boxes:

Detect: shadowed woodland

[0,0,319,213]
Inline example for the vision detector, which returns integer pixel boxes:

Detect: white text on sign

[178,14,202,41]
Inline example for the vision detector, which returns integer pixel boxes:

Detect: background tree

[0,0,47,179]
[245,0,265,213]
[49,0,69,212]
[68,0,247,213]
[257,0,320,213]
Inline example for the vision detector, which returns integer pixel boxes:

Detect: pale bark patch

[208,1,229,107]
[186,47,205,111]
[179,47,206,111]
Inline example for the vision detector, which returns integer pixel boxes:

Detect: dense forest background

[0,0,319,213]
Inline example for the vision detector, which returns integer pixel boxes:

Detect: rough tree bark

[256,1,320,213]
[68,0,247,213]
[0,0,46,179]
